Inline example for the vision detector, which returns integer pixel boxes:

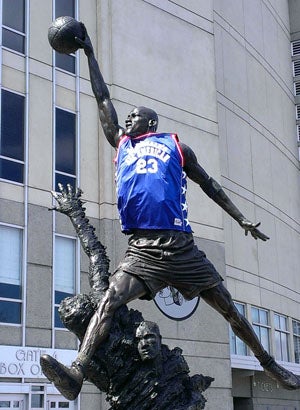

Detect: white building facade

[0,1,299,409]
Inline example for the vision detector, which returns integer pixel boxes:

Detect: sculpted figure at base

[41,22,300,400]
[41,186,213,409]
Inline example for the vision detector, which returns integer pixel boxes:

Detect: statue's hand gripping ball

[48,16,84,54]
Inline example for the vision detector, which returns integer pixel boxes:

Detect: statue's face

[125,106,158,137]
[136,326,161,361]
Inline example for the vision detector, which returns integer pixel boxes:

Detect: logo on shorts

[154,287,200,321]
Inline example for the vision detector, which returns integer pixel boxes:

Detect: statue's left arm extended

[51,184,110,293]
[181,143,269,241]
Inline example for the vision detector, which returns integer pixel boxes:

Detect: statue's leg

[40,271,147,400]
[201,283,300,390]
[78,271,147,362]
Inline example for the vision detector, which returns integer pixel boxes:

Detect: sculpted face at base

[125,106,158,137]
[136,321,162,361]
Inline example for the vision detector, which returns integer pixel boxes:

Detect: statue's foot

[40,354,83,400]
[261,356,300,390]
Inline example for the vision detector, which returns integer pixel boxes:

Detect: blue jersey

[115,132,191,233]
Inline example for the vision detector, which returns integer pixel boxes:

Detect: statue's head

[136,320,162,361]
[125,106,158,137]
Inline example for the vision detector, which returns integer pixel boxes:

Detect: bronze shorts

[113,230,223,300]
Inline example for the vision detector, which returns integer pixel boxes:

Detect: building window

[292,40,300,57]
[0,89,25,183]
[55,108,76,191]
[252,307,270,352]
[54,0,76,73]
[274,313,289,362]
[293,60,300,77]
[291,40,300,160]
[296,105,300,121]
[54,235,76,328]
[2,0,25,54]
[293,320,300,364]
[0,225,22,324]
[230,302,247,355]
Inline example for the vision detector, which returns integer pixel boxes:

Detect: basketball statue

[41,184,213,409]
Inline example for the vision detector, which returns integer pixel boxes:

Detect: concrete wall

[215,0,300,323]
[214,1,300,407]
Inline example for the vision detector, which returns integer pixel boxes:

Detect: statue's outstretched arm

[51,183,110,293]
[181,143,269,242]
[76,24,123,148]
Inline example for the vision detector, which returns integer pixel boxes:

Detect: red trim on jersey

[172,133,184,167]
[114,135,130,163]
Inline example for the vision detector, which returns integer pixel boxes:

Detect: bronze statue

[41,23,300,400]
[41,185,213,409]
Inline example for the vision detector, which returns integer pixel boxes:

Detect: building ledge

[231,354,300,375]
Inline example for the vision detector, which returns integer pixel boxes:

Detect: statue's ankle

[72,352,90,376]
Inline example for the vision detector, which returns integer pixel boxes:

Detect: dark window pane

[2,28,25,53]
[55,290,72,305]
[55,52,76,73]
[1,89,25,160]
[0,158,23,183]
[59,403,69,408]
[55,306,65,328]
[0,300,21,323]
[0,283,21,299]
[55,108,76,174]
[3,0,25,32]
[31,395,44,408]
[55,173,76,192]
[55,0,75,18]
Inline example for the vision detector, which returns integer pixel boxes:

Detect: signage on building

[0,345,77,379]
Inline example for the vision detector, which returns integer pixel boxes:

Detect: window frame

[0,87,25,185]
[251,306,271,353]
[54,106,77,191]
[292,319,300,364]
[230,301,248,356]
[53,234,78,329]
[274,313,289,362]
[1,0,26,55]
[53,0,77,75]
[0,223,23,326]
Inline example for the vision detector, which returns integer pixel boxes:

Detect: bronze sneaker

[40,354,84,400]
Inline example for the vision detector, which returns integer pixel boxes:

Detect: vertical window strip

[230,302,247,356]
[0,88,25,184]
[54,235,76,329]
[297,125,300,142]
[296,104,300,120]
[293,60,300,77]
[294,82,300,96]
[291,40,300,160]
[2,0,25,54]
[274,313,289,362]
[251,307,270,353]
[0,224,23,325]
[54,0,76,74]
[293,320,300,364]
[292,40,300,57]
[54,106,77,191]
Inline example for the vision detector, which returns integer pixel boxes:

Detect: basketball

[48,16,84,54]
